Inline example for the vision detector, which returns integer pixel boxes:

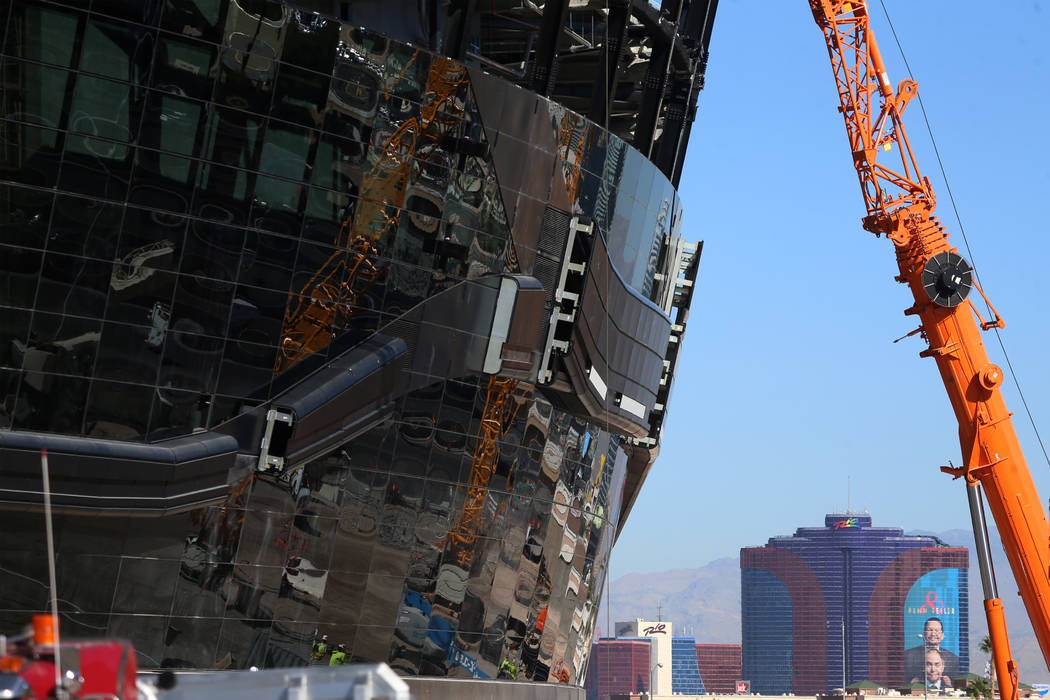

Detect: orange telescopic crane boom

[808,2,1049,696]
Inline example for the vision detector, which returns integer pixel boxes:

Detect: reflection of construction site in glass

[0,0,712,688]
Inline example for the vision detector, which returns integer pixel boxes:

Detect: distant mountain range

[600,527,1048,683]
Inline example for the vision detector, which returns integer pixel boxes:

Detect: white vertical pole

[41,448,63,696]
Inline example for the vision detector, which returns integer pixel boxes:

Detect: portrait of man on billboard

[906,617,960,682]
[911,648,953,689]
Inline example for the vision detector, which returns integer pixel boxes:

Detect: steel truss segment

[815,0,931,223]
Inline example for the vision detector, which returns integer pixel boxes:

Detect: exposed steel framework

[809,1,1049,695]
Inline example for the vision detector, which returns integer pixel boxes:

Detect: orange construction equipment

[809,2,1044,697]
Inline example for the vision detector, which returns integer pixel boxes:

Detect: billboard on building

[903,569,961,684]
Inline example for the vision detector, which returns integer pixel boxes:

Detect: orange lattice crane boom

[809,2,1049,696]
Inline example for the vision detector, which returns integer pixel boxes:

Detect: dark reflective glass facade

[0,0,697,685]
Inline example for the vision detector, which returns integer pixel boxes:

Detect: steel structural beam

[528,0,570,96]
[588,0,631,127]
[443,0,478,60]
[632,0,683,158]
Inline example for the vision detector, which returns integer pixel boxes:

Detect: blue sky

[612,0,1050,575]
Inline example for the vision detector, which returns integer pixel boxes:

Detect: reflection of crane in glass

[558,112,591,207]
[353,55,468,243]
[446,376,526,568]
[277,57,469,372]
[275,222,385,372]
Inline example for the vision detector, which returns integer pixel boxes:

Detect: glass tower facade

[670,637,706,694]
[0,0,713,686]
[695,643,742,694]
[584,638,651,700]
[740,514,969,694]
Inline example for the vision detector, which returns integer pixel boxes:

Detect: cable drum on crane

[920,251,973,307]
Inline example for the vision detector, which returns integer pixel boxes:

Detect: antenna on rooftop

[656,603,663,621]
[847,475,851,514]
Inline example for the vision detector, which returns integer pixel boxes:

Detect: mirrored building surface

[0,0,713,684]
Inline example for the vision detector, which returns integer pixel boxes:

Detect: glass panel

[326,52,380,143]
[0,244,42,308]
[0,308,30,369]
[257,120,310,178]
[159,325,222,396]
[90,0,164,25]
[79,16,154,85]
[161,0,227,44]
[171,273,234,337]
[302,186,347,236]
[214,44,274,113]
[217,0,284,110]
[0,183,53,249]
[385,42,426,102]
[59,134,133,200]
[36,252,111,318]
[229,283,286,344]
[93,322,161,384]
[6,1,81,67]
[106,614,169,669]
[251,175,303,232]
[199,105,261,167]
[129,149,197,213]
[282,11,339,74]
[237,231,296,292]
[0,121,63,188]
[182,219,243,282]
[194,161,249,224]
[111,557,181,614]
[215,338,278,398]
[84,379,152,440]
[68,74,138,143]
[13,371,88,434]
[149,386,209,437]
[48,195,122,260]
[152,35,217,101]
[24,311,101,377]
[0,60,73,130]
[271,63,328,126]
[312,132,361,191]
[105,264,177,326]
[117,206,187,273]
[141,91,204,157]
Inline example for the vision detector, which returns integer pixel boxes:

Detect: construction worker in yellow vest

[311,634,328,661]
[329,643,349,666]
[499,658,518,679]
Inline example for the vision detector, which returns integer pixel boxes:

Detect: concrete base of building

[403,677,584,700]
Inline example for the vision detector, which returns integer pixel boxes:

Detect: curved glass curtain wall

[0,0,664,683]
[0,0,681,441]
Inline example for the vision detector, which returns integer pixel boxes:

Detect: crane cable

[876,0,1050,471]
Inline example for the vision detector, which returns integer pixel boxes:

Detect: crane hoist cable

[873,0,1050,471]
